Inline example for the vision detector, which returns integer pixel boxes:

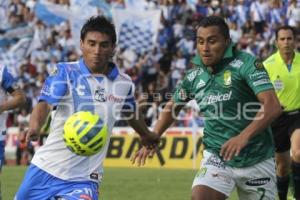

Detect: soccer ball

[63,111,108,156]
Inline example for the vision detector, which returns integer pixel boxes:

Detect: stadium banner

[34,1,67,26]
[0,37,33,77]
[104,127,204,169]
[112,8,161,54]
[124,0,147,11]
[5,127,203,169]
[0,24,34,47]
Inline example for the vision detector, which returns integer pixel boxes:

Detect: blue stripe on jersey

[69,63,95,113]
[39,64,68,105]
[122,86,136,111]
[1,66,15,91]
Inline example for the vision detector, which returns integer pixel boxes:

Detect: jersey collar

[191,42,235,70]
[79,58,119,81]
[274,51,284,65]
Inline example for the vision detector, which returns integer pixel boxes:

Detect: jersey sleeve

[240,58,274,95]
[173,74,193,104]
[1,66,17,93]
[122,85,136,112]
[39,64,68,105]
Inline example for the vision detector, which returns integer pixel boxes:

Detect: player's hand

[140,131,160,150]
[25,128,39,143]
[130,146,156,166]
[220,134,249,161]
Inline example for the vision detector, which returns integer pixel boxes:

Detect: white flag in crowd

[112,8,161,54]
[0,37,32,76]
[124,0,147,11]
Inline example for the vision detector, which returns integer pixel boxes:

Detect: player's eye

[100,43,110,48]
[197,39,204,45]
[88,42,96,46]
[208,39,216,44]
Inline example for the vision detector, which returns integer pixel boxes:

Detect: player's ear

[111,44,116,58]
[80,39,84,51]
[225,38,231,46]
[275,40,279,49]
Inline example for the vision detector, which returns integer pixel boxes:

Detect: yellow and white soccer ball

[63,111,108,156]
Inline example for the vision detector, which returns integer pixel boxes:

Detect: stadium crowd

[0,0,300,131]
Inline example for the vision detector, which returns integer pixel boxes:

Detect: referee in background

[264,25,300,200]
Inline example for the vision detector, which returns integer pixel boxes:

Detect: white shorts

[192,150,276,200]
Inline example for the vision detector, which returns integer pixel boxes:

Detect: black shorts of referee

[271,109,300,153]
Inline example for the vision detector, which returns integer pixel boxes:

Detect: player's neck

[280,51,295,65]
[90,64,110,75]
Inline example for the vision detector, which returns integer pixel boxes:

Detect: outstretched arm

[131,99,185,166]
[26,101,52,143]
[153,99,184,136]
[127,108,159,148]
[0,89,26,113]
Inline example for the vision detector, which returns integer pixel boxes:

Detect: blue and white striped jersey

[0,64,16,141]
[31,58,135,183]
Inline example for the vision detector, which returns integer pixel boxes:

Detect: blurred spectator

[286,0,300,28]
[15,126,34,165]
[17,108,30,127]
[250,0,269,36]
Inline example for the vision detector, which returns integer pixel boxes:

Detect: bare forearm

[127,110,151,137]
[0,90,26,111]
[29,102,51,133]
[154,100,183,136]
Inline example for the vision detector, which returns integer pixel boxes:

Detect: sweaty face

[80,31,115,73]
[196,26,230,67]
[276,29,295,55]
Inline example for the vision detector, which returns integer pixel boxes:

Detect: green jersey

[173,43,275,168]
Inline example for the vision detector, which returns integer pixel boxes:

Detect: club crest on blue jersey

[95,87,106,102]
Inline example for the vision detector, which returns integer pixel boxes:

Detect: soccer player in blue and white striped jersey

[15,16,159,200]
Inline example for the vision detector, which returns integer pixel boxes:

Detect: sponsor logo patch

[253,79,270,86]
[245,177,271,186]
[196,167,207,178]
[205,155,225,169]
[249,71,268,79]
[187,71,197,82]
[254,60,265,69]
[90,173,99,181]
[202,91,232,105]
[229,59,243,68]
[196,80,206,89]
[49,66,58,76]
[274,77,284,90]
[212,173,231,184]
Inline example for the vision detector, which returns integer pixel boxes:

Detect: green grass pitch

[1,166,294,200]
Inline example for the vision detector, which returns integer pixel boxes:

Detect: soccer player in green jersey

[264,26,300,200]
[131,16,282,200]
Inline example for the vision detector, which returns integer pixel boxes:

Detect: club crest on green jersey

[223,70,232,87]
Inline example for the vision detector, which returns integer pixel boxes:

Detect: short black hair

[80,15,116,44]
[198,16,230,39]
[275,25,296,40]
